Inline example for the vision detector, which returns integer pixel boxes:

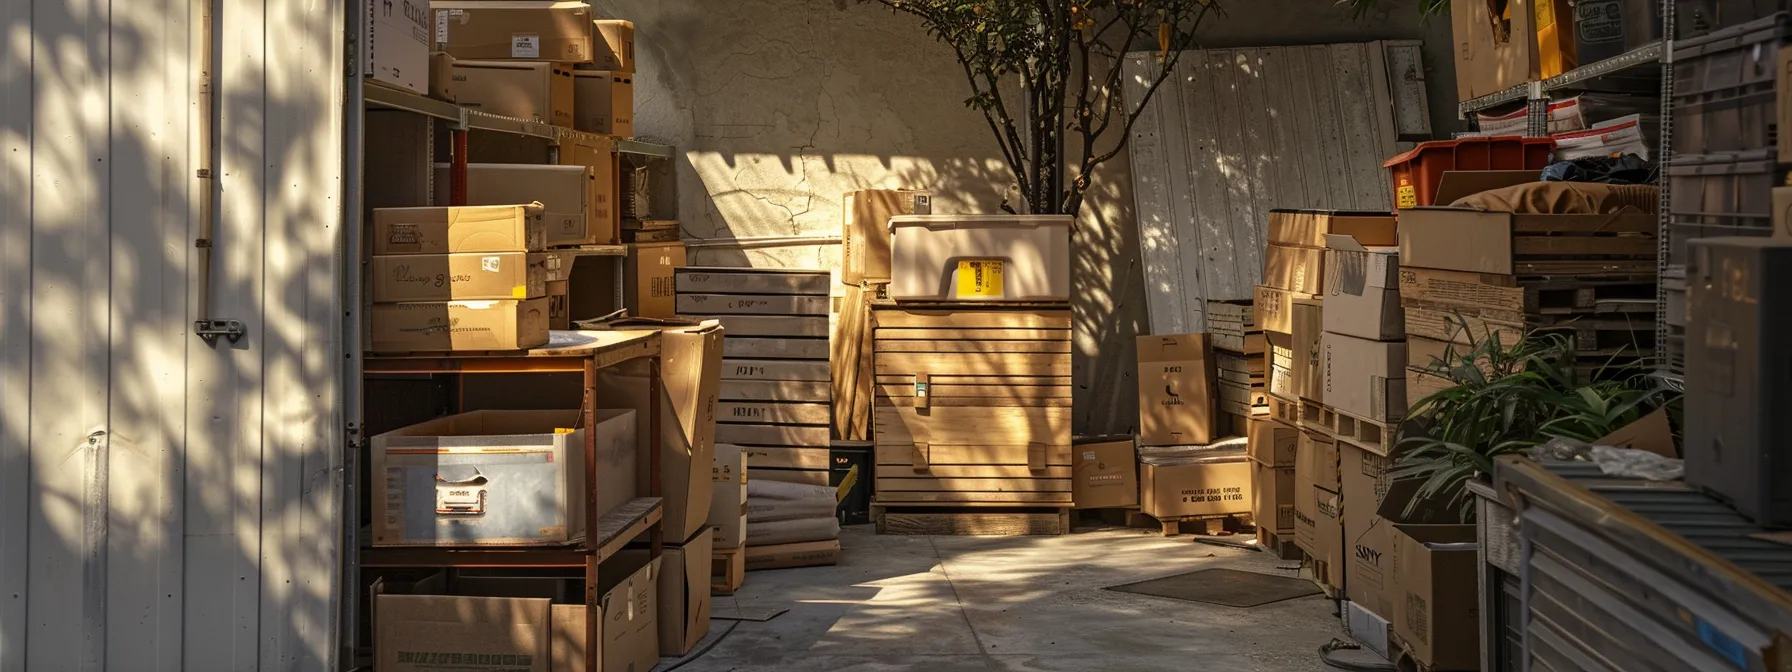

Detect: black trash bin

[831,441,874,525]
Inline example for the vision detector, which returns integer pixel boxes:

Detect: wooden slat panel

[722,358,830,382]
[876,328,1069,341]
[748,468,830,487]
[872,340,1070,354]
[687,315,828,338]
[874,444,1073,467]
[870,308,1071,330]
[674,268,830,295]
[742,446,831,470]
[874,352,1070,377]
[877,396,1072,408]
[718,380,832,403]
[874,375,1072,387]
[873,406,1071,446]
[716,424,832,447]
[873,477,1072,493]
[876,384,1072,399]
[874,491,1075,504]
[676,293,829,316]
[1511,236,1656,257]
[723,337,830,360]
[717,401,831,425]
[876,465,1072,479]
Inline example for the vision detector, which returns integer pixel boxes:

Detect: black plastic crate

[1677,0,1791,37]
[830,442,872,526]
[1671,13,1791,155]
[1670,219,1774,265]
[1667,149,1780,229]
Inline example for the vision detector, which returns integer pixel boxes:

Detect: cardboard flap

[1429,170,1539,207]
[1323,233,1369,252]
[1593,407,1678,458]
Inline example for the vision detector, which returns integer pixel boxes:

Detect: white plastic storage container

[887,214,1072,301]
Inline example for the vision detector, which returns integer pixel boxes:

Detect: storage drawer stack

[870,303,1075,534]
[1663,13,1792,372]
[1398,177,1660,397]
[1208,299,1266,435]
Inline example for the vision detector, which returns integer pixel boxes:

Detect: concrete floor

[666,524,1358,672]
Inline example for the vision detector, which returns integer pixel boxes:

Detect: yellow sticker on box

[1395,185,1417,209]
[956,259,1004,299]
[513,285,527,298]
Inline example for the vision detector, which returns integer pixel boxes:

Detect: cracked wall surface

[595,0,1458,436]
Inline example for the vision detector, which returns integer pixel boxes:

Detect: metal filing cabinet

[1685,237,1792,526]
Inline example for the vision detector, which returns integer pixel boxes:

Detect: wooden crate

[871,503,1071,535]
[870,305,1074,508]
[711,547,746,595]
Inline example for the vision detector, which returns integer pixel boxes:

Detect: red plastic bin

[1383,136,1557,208]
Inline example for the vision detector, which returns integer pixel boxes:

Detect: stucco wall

[599,0,1458,434]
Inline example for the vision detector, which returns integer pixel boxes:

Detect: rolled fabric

[747,495,836,523]
[747,516,841,547]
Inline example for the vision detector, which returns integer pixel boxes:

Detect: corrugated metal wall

[0,0,344,667]
[1122,42,1406,335]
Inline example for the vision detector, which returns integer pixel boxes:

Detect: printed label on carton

[511,34,540,58]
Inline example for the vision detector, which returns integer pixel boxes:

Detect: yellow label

[555,427,576,434]
[956,259,1004,298]
[512,285,528,298]
[1396,185,1418,209]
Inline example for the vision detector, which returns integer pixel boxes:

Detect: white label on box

[1083,451,1097,461]
[511,34,540,58]
[434,10,448,43]
[481,256,501,272]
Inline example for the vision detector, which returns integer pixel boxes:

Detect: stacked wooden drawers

[675,267,833,486]
[870,304,1073,506]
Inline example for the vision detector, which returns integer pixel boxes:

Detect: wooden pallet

[1125,510,1253,537]
[1310,558,1341,600]
[711,547,746,596]
[871,503,1071,536]
[1256,527,1304,560]
[1268,394,1300,426]
[1320,405,1396,457]
[1298,398,1332,433]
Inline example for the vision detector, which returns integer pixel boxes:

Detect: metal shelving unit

[363,80,673,158]
[1458,41,1666,136]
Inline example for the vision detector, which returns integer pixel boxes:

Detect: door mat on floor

[1106,568,1320,607]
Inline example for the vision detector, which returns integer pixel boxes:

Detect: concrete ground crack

[928,537,1002,671]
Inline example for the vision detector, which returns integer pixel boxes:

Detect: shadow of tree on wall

[1,0,342,668]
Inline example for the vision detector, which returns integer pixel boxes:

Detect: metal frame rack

[1456,2,1678,385]
[343,74,681,669]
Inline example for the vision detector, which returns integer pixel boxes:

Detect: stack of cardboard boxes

[367,204,553,352]
[676,267,843,569]
[1208,299,1267,434]
[1131,333,1254,531]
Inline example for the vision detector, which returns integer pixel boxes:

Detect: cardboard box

[364,0,432,94]
[429,52,458,101]
[1138,447,1253,519]
[377,593,550,672]
[573,70,634,137]
[1322,333,1407,423]
[550,554,662,672]
[1398,172,1657,276]
[370,252,549,302]
[1323,234,1403,341]
[1450,0,1539,101]
[627,241,685,318]
[435,1,595,63]
[598,324,724,542]
[370,298,552,352]
[1072,437,1139,509]
[888,214,1072,301]
[1341,443,1394,618]
[1314,486,1345,590]
[1595,407,1677,459]
[1253,284,1314,335]
[1290,298,1325,403]
[1136,333,1217,446]
[744,539,842,570]
[1248,416,1299,467]
[1264,243,1327,295]
[658,529,713,656]
[370,409,637,546]
[373,204,548,255]
[708,442,747,549]
[841,190,930,285]
[1389,522,1479,671]
[1252,460,1296,533]
[1267,210,1398,248]
[1292,456,1321,553]
[1297,429,1340,493]
[432,163,602,247]
[1267,334,1294,400]
[453,60,576,127]
[594,20,635,73]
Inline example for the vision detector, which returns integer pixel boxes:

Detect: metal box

[1686,237,1792,525]
[370,408,638,546]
